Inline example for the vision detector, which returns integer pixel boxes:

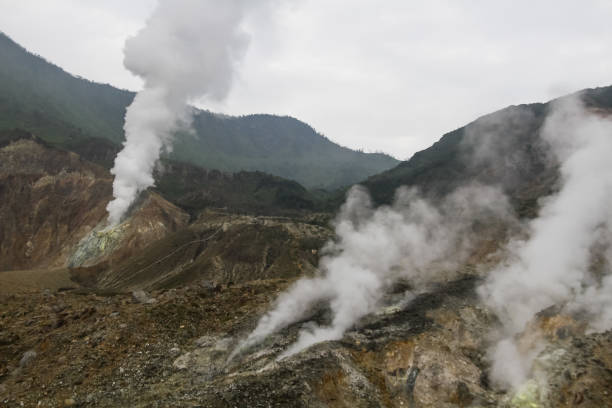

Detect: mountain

[3,29,612,407]
[0,129,327,271]
[0,32,398,190]
[359,85,612,217]
[2,88,612,407]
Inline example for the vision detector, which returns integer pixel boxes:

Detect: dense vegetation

[153,159,319,216]
[0,32,398,190]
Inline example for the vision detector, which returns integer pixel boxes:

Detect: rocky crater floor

[1,274,611,407]
[2,130,612,407]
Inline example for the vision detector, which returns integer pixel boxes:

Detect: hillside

[359,85,612,216]
[2,88,612,407]
[0,32,398,189]
[0,128,326,270]
[3,27,612,408]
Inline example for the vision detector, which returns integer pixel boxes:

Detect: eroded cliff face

[0,136,111,270]
[0,131,333,300]
[0,133,190,273]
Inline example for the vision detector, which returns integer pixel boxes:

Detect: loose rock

[132,290,156,304]
[173,352,192,370]
[19,350,37,368]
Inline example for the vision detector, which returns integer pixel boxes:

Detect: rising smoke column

[106,0,253,226]
[235,183,512,359]
[478,96,612,388]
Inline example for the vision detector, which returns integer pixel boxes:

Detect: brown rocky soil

[90,210,332,292]
[2,131,612,407]
[1,275,611,407]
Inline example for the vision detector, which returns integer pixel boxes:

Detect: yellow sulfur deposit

[509,380,542,408]
[68,222,128,267]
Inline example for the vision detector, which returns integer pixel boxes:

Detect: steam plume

[238,184,511,358]
[237,92,612,381]
[106,0,254,225]
[478,96,612,388]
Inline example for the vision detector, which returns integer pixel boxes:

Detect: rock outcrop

[0,131,111,270]
[0,131,190,272]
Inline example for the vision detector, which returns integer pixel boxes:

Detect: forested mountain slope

[0,32,397,189]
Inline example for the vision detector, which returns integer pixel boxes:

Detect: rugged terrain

[2,274,611,407]
[1,32,612,406]
[2,112,612,407]
[0,130,112,270]
[0,128,327,270]
[0,129,189,271]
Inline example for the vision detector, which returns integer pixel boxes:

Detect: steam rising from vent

[235,92,612,392]
[478,97,612,388]
[237,184,512,358]
[106,0,256,225]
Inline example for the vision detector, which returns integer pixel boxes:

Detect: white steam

[238,184,511,358]
[478,97,612,388]
[107,0,256,225]
[237,93,612,390]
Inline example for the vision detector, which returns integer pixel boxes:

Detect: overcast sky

[1,0,611,159]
